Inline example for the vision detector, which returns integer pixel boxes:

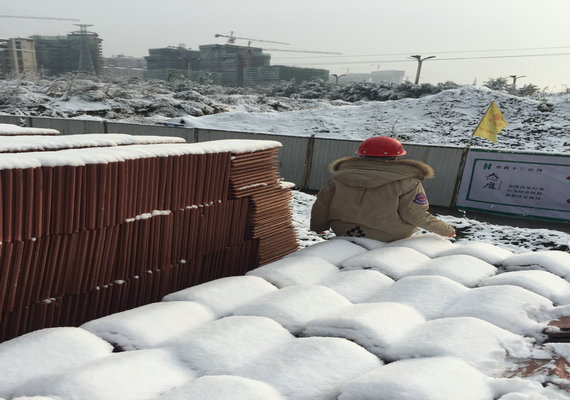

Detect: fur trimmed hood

[330,156,434,178]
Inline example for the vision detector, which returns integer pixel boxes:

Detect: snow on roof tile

[0,133,184,153]
[0,140,283,170]
[0,123,59,136]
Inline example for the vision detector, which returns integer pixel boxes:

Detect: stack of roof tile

[0,135,296,342]
[228,147,299,264]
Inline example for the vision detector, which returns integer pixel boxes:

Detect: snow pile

[2,235,570,399]
[1,78,569,152]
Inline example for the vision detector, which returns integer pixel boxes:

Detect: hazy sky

[2,0,569,91]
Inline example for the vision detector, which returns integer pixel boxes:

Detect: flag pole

[451,101,492,207]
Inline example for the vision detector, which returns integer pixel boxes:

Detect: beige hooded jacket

[310,156,455,242]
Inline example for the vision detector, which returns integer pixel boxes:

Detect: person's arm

[398,183,455,236]
[310,181,335,233]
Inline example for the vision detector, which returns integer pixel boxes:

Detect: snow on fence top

[0,123,60,136]
[0,139,283,170]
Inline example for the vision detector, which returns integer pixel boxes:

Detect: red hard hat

[355,136,407,157]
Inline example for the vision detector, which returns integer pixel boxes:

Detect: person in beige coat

[310,136,455,242]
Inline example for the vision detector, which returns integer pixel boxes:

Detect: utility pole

[509,75,526,88]
[411,55,435,84]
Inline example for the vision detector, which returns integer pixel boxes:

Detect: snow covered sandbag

[338,356,493,400]
[237,336,381,400]
[479,270,570,306]
[383,317,534,376]
[367,275,469,319]
[161,316,294,374]
[443,285,554,338]
[0,327,113,399]
[340,246,430,279]
[501,250,570,278]
[386,233,455,258]
[335,236,387,250]
[284,237,368,266]
[303,302,425,357]
[234,285,352,335]
[407,254,497,287]
[157,375,285,400]
[162,275,277,317]
[490,376,569,400]
[320,269,394,303]
[436,242,513,265]
[81,301,215,350]
[247,255,339,288]
[12,348,194,400]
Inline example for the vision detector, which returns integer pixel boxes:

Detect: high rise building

[0,38,38,78]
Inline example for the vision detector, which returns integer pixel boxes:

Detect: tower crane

[214,31,342,55]
[0,15,80,21]
[215,31,290,46]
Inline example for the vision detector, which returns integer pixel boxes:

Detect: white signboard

[457,149,570,222]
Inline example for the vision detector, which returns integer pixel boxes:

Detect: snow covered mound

[1,78,568,152]
[2,236,570,399]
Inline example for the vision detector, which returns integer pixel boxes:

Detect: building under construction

[0,38,38,78]
[144,43,329,87]
[31,25,103,76]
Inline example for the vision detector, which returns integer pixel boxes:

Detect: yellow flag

[473,101,507,142]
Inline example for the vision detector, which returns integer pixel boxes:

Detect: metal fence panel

[30,117,105,135]
[307,137,360,191]
[0,115,22,125]
[403,144,465,207]
[196,129,309,186]
[106,122,195,142]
